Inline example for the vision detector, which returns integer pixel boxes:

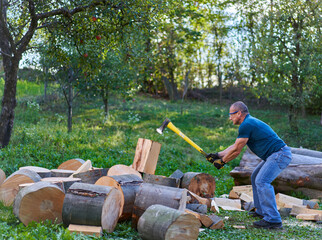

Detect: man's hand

[206,152,225,169]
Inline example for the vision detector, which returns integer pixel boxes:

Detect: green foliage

[0,81,321,239]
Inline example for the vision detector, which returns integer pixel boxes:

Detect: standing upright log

[0,169,41,206]
[138,204,201,240]
[13,181,65,225]
[0,168,5,185]
[132,138,161,174]
[19,166,52,178]
[95,174,143,221]
[58,158,85,170]
[62,182,122,232]
[180,172,216,198]
[132,183,187,229]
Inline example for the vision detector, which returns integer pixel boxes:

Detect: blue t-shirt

[238,114,285,160]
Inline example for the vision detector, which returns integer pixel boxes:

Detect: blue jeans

[251,146,292,223]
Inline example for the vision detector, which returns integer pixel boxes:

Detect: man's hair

[231,101,249,114]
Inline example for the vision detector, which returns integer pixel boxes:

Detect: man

[207,101,292,229]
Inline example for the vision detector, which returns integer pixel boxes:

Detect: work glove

[206,153,225,169]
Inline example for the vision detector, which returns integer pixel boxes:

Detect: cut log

[186,204,207,214]
[180,172,216,198]
[58,158,85,170]
[62,182,122,232]
[108,164,142,179]
[169,169,184,186]
[187,190,211,208]
[41,177,82,192]
[137,204,200,240]
[132,183,187,229]
[276,193,319,209]
[68,224,102,237]
[210,199,219,213]
[0,168,5,185]
[19,183,34,190]
[296,214,321,221]
[290,205,322,217]
[0,169,41,206]
[208,214,224,229]
[95,174,143,221]
[73,168,108,184]
[13,181,65,225]
[19,166,52,178]
[143,173,179,187]
[51,169,75,178]
[291,147,322,158]
[69,160,92,178]
[230,148,322,199]
[132,138,161,174]
[229,190,240,199]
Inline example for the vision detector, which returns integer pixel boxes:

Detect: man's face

[229,107,242,125]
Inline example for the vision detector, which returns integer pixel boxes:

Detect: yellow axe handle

[167,122,207,157]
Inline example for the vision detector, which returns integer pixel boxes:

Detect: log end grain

[58,159,85,170]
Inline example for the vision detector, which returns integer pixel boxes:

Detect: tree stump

[180,172,216,198]
[132,183,187,229]
[0,168,5,185]
[143,173,179,187]
[0,169,41,206]
[73,168,108,184]
[62,182,122,232]
[41,177,82,192]
[138,204,200,240]
[108,164,142,179]
[13,181,65,225]
[95,174,143,221]
[51,169,75,178]
[19,166,52,178]
[58,158,85,170]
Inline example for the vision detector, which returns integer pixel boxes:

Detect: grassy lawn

[0,81,321,239]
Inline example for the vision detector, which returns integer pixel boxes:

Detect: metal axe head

[156,118,171,134]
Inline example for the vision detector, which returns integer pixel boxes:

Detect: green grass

[0,81,321,239]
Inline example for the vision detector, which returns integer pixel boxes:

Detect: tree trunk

[67,68,74,133]
[101,88,109,120]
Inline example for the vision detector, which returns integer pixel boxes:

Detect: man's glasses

[229,110,239,116]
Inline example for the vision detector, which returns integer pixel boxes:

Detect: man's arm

[219,138,248,163]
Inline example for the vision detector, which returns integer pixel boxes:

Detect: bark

[101,88,109,120]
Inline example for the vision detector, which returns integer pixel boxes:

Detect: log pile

[230,147,322,199]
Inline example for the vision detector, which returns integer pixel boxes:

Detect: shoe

[248,211,264,219]
[253,219,283,229]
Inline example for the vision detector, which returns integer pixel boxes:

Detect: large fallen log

[230,148,322,198]
[95,174,143,221]
[13,181,65,226]
[180,172,216,198]
[0,169,41,206]
[0,168,5,185]
[62,182,122,232]
[138,204,200,240]
[132,183,187,229]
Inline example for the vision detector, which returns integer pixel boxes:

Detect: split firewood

[95,174,143,221]
[62,182,122,233]
[208,214,224,229]
[51,169,75,178]
[169,169,184,186]
[296,214,321,221]
[214,198,242,210]
[290,205,322,218]
[58,158,85,171]
[69,160,92,178]
[18,183,34,190]
[0,168,5,185]
[0,169,41,206]
[210,199,220,213]
[138,204,200,240]
[232,185,253,198]
[184,209,224,229]
[188,190,211,208]
[186,203,207,214]
[233,225,246,229]
[229,190,240,199]
[73,168,108,184]
[13,181,65,226]
[108,164,142,179]
[276,193,319,209]
[239,193,253,203]
[41,177,81,192]
[132,183,187,229]
[278,207,292,217]
[143,173,179,188]
[68,224,102,237]
[243,201,255,212]
[19,166,52,178]
[132,138,161,174]
[181,172,216,198]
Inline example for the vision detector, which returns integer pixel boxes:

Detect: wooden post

[181,172,216,198]
[13,181,65,226]
[137,204,200,240]
[58,158,85,170]
[0,169,41,206]
[62,182,122,232]
[132,138,161,174]
[143,173,179,187]
[132,183,187,229]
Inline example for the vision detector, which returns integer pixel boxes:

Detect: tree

[0,0,162,148]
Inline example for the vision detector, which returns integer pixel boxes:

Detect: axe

[156,118,208,157]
